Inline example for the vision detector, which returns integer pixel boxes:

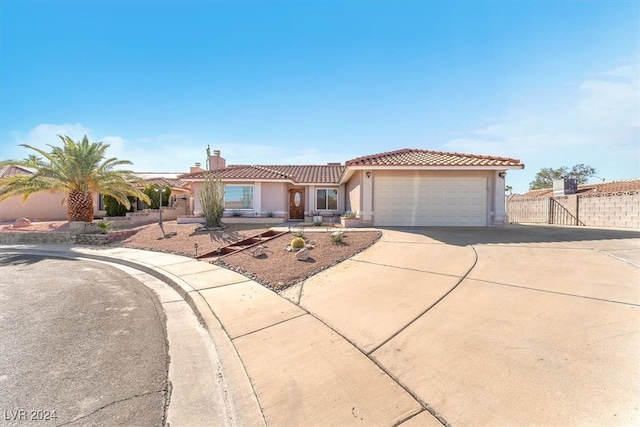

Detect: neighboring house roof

[136,172,185,180]
[521,179,640,197]
[142,177,188,189]
[0,165,33,177]
[179,164,345,184]
[345,148,524,168]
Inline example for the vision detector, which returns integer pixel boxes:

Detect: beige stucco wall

[0,191,68,221]
[0,191,103,221]
[346,171,362,214]
[261,182,287,214]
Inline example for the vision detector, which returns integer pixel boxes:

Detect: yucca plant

[0,135,150,222]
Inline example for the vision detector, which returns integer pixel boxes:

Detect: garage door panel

[374,177,487,226]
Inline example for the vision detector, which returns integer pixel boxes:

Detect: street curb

[0,245,266,427]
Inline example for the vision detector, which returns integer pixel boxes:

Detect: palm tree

[0,135,150,222]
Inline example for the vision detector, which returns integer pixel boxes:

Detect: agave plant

[0,135,150,222]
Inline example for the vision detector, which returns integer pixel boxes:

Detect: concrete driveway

[299,225,640,426]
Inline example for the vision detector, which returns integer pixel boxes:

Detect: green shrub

[103,195,135,217]
[291,237,305,249]
[97,221,112,234]
[199,171,225,228]
[331,232,345,244]
[143,184,171,209]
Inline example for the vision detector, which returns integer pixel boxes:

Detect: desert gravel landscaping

[0,220,381,290]
[119,221,380,290]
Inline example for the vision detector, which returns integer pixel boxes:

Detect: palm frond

[1,134,151,215]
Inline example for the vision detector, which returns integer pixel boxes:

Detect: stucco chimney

[209,150,226,171]
[190,162,204,173]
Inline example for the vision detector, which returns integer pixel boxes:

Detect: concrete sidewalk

[0,243,428,426]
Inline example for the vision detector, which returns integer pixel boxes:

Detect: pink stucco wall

[346,171,362,214]
[0,191,103,221]
[261,182,287,214]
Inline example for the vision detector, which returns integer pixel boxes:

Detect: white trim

[315,187,340,211]
[224,184,255,210]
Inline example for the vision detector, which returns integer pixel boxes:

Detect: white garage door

[374,177,488,226]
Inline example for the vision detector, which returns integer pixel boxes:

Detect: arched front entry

[289,188,305,220]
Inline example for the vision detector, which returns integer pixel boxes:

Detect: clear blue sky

[1,0,638,193]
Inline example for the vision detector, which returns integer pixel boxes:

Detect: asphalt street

[0,254,168,426]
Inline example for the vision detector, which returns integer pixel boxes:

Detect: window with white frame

[316,188,338,210]
[225,185,254,209]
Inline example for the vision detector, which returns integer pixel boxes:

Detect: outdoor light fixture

[498,172,507,178]
[154,187,168,237]
[366,171,372,178]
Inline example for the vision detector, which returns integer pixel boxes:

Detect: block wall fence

[507,192,639,229]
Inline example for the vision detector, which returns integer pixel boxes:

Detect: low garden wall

[0,231,72,244]
[75,229,138,245]
[0,221,140,245]
[177,215,286,225]
[105,208,181,228]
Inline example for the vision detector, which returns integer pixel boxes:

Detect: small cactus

[291,237,305,249]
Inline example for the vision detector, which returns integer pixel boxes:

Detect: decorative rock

[296,247,309,261]
[285,245,293,252]
[253,245,265,257]
[12,218,31,228]
[305,244,314,249]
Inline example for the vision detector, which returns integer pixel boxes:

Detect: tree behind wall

[529,164,597,190]
[143,184,171,209]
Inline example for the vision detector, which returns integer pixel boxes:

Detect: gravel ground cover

[120,221,380,290]
[2,220,381,291]
[218,229,381,290]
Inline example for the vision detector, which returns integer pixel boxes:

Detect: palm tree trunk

[67,191,94,222]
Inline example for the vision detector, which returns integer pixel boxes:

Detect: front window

[316,188,338,210]
[225,185,254,209]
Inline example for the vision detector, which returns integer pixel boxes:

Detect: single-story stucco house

[179,148,524,227]
[0,166,191,221]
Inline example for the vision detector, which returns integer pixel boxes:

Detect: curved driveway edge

[0,243,427,426]
[0,244,267,427]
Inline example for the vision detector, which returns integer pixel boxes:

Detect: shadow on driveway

[0,253,79,267]
[379,224,640,246]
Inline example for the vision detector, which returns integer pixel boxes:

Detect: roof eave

[344,165,525,170]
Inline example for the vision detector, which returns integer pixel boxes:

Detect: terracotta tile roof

[143,177,188,189]
[0,165,33,178]
[521,179,640,197]
[345,148,523,167]
[179,164,344,184]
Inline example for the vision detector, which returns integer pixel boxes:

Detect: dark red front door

[289,189,305,220]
